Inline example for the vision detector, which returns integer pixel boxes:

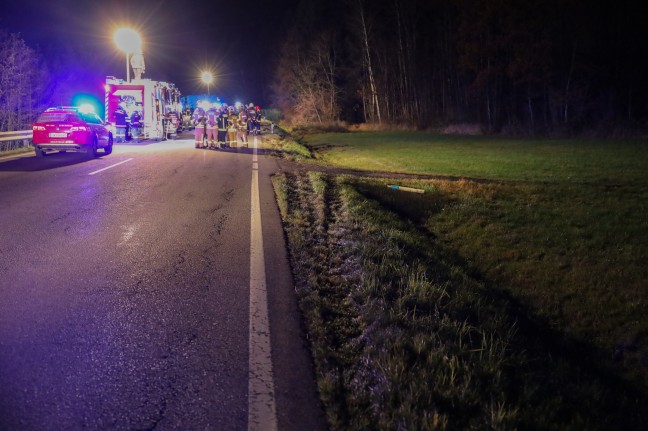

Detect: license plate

[49,132,67,138]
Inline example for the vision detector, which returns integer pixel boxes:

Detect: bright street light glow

[114,28,142,54]
[201,71,213,85]
[114,28,142,82]
[201,71,214,95]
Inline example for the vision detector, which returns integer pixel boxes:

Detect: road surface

[0,136,326,430]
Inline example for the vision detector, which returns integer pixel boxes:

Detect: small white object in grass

[388,184,425,194]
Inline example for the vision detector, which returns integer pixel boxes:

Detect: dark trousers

[217,129,227,145]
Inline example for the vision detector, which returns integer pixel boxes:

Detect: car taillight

[70,126,87,131]
[33,125,46,131]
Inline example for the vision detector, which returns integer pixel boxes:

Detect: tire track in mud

[282,171,366,423]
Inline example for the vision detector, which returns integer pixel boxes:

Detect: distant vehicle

[32,106,113,158]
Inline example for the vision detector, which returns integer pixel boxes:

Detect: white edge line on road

[88,158,134,176]
[248,136,278,431]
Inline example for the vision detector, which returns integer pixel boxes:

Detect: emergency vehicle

[104,77,182,141]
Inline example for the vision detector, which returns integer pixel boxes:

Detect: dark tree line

[0,31,51,131]
[0,30,108,133]
[272,0,648,134]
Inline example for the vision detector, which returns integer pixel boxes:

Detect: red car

[32,106,113,158]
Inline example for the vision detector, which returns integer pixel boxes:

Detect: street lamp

[114,28,142,82]
[201,71,213,96]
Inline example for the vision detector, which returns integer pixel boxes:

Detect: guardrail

[0,130,33,142]
[0,130,33,152]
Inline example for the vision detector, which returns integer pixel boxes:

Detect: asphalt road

[0,136,326,430]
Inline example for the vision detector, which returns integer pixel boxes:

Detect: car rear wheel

[86,137,99,159]
[104,134,113,155]
[34,146,45,158]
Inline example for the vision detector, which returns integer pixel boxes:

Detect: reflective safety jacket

[206,109,217,127]
[217,112,229,130]
[238,111,248,128]
[193,108,205,125]
[114,108,127,126]
[228,114,239,131]
[131,112,141,127]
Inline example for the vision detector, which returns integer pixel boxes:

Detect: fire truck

[104,77,182,142]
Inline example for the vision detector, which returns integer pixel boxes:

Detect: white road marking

[248,136,278,431]
[88,158,133,176]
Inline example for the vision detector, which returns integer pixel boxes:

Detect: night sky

[1,0,298,106]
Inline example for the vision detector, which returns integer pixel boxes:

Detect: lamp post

[201,71,213,96]
[114,28,142,82]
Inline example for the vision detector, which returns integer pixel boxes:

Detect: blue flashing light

[71,93,102,118]
[78,104,95,114]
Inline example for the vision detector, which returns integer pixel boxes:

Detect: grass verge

[0,146,33,158]
[263,132,312,161]
[270,131,647,429]
[273,171,647,430]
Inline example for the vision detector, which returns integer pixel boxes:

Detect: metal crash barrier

[0,130,33,153]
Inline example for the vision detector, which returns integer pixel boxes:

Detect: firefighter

[114,106,127,142]
[130,110,142,141]
[183,109,193,130]
[167,109,179,139]
[254,105,261,135]
[238,106,248,147]
[205,104,218,148]
[130,50,145,81]
[193,106,206,148]
[217,105,229,148]
[228,106,238,148]
[247,103,257,136]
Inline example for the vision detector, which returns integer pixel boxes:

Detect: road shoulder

[258,155,328,430]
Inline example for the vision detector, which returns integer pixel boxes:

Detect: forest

[272,0,648,135]
[0,32,50,132]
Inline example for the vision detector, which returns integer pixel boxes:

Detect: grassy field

[304,131,648,183]
[271,131,648,430]
[301,132,648,362]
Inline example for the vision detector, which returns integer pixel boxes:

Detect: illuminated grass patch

[274,171,646,430]
[272,131,648,429]
[304,131,648,183]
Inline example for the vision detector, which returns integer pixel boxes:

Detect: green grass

[272,130,648,429]
[0,146,33,157]
[354,177,648,382]
[302,132,648,383]
[433,181,647,347]
[275,170,647,430]
[304,131,648,183]
[263,133,312,160]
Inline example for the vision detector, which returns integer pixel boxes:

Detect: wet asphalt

[0,137,326,430]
